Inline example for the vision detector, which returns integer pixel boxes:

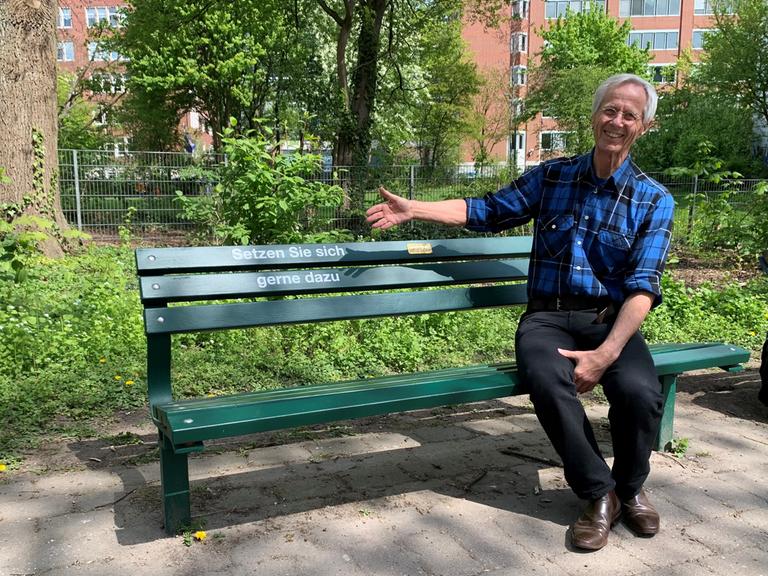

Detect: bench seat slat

[144,284,529,334]
[136,237,534,275]
[156,368,522,445]
[153,342,751,448]
[648,342,750,374]
[158,363,516,410]
[140,259,530,303]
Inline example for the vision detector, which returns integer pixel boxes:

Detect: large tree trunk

[0,0,66,257]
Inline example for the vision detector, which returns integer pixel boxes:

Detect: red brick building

[461,0,722,169]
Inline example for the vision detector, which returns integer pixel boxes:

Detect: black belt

[527,295,613,313]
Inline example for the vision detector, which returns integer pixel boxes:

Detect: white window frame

[86,6,122,28]
[511,65,527,86]
[540,131,568,152]
[691,29,712,50]
[545,1,605,19]
[58,8,72,28]
[57,41,75,62]
[88,42,125,62]
[628,30,679,51]
[694,0,732,14]
[512,0,530,19]
[511,33,528,53]
[511,98,524,118]
[620,0,681,16]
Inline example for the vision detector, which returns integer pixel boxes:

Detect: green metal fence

[57,149,763,245]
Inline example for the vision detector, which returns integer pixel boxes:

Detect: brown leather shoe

[622,489,660,536]
[571,491,621,551]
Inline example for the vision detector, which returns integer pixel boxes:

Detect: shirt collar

[579,149,634,194]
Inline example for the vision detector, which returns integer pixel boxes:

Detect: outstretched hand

[366,187,412,230]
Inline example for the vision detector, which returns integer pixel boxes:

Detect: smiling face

[592,82,649,171]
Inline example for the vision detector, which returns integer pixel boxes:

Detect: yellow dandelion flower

[99,357,107,364]
[124,380,135,386]
[114,375,122,381]
[0,463,6,472]
[193,530,207,541]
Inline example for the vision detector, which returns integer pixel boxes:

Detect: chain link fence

[58,149,763,245]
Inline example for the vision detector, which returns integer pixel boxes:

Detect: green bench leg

[159,433,191,535]
[655,374,677,452]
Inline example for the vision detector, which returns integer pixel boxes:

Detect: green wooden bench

[136,236,750,535]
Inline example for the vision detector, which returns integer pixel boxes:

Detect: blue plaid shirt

[465,152,674,306]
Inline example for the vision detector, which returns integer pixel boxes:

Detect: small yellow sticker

[407,243,433,255]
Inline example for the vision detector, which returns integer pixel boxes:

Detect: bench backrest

[136,237,533,335]
[137,237,533,408]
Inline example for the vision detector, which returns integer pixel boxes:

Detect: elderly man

[366,73,674,551]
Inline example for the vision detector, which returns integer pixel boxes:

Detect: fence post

[686,173,698,239]
[72,149,83,231]
[408,165,415,200]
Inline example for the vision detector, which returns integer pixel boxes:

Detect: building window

[619,0,680,16]
[545,1,605,19]
[511,33,528,53]
[88,42,125,62]
[86,6,122,27]
[57,41,75,62]
[511,98,524,118]
[90,72,127,94]
[93,108,109,126]
[511,66,527,86]
[628,30,679,50]
[512,0,530,19]
[509,132,527,156]
[649,65,676,84]
[541,131,568,151]
[691,29,712,50]
[694,0,733,14]
[58,8,72,28]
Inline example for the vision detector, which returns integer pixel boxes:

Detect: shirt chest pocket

[538,214,574,258]
[591,228,635,276]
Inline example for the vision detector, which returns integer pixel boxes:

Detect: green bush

[176,120,345,245]
[643,274,768,351]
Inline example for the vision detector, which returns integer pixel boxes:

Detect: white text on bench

[232,245,347,260]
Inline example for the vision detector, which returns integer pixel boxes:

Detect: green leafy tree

[698,0,768,130]
[0,0,69,257]
[317,0,505,168]
[408,18,480,167]
[112,0,331,151]
[524,4,651,153]
[633,76,762,176]
[466,67,512,166]
[57,73,112,150]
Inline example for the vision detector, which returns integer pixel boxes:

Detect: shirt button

[584,215,590,221]
[576,266,582,271]
[551,224,556,229]
[577,240,582,246]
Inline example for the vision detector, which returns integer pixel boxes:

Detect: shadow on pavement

[677,367,768,424]
[68,400,583,546]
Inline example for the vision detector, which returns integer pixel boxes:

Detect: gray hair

[591,73,658,125]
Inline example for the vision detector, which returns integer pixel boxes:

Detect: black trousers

[515,310,663,501]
